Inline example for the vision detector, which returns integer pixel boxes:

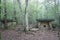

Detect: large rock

[30,28,39,32]
[7,22,16,29]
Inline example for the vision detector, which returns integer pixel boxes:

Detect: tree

[44,0,49,18]
[0,0,1,18]
[17,0,22,14]
[25,0,29,31]
[3,0,7,29]
[0,0,1,15]
[54,0,60,24]
[13,0,17,24]
[17,0,24,25]
[0,0,1,29]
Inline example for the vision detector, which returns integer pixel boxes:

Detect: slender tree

[0,0,1,19]
[44,0,48,19]
[0,0,1,14]
[0,0,1,28]
[0,0,1,37]
[17,0,24,25]
[13,0,17,24]
[3,0,7,29]
[54,0,59,24]
[0,0,1,35]
[17,0,22,14]
[25,0,29,31]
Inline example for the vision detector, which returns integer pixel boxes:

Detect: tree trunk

[54,0,59,24]
[0,0,1,28]
[13,0,17,24]
[44,0,48,19]
[0,0,1,16]
[0,0,1,19]
[4,0,7,29]
[17,0,22,14]
[17,0,24,25]
[25,0,29,31]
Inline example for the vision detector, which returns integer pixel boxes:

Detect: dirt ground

[0,25,59,40]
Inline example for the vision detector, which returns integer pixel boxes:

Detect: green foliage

[0,0,60,26]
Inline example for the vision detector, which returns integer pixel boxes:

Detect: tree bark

[25,0,29,31]
[4,0,7,29]
[17,0,24,25]
[13,0,17,24]
[0,0,1,19]
[44,0,48,18]
[17,0,22,14]
[54,0,59,24]
[0,0,1,15]
[0,0,1,27]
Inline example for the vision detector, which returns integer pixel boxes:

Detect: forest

[0,0,60,40]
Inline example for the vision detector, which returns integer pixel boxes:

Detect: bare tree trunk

[25,0,29,31]
[17,0,22,14]
[13,0,17,24]
[54,0,59,24]
[44,0,48,19]
[4,0,7,29]
[0,0,1,28]
[36,0,38,19]
[0,0,1,38]
[0,0,1,16]
[17,0,24,25]
[1,0,4,16]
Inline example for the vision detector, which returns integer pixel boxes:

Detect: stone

[30,28,39,32]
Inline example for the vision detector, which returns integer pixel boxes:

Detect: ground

[0,25,59,40]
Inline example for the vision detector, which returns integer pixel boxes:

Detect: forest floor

[0,25,59,40]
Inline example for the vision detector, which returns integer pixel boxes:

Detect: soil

[0,25,59,40]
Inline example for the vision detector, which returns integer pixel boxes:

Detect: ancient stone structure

[36,19,54,30]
